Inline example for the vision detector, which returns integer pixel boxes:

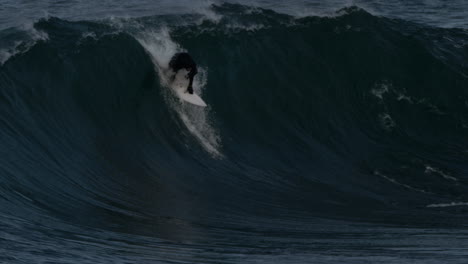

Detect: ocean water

[1,1,468,263]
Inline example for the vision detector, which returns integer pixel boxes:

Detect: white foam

[0,48,14,65]
[396,93,413,103]
[371,81,446,117]
[191,0,223,23]
[136,28,223,158]
[371,81,391,99]
[427,202,468,208]
[424,166,458,181]
[81,31,98,40]
[416,99,445,115]
[378,113,395,131]
[225,22,268,32]
[136,27,180,69]
[374,170,429,194]
[26,23,49,41]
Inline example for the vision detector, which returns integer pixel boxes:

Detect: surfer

[169,52,198,94]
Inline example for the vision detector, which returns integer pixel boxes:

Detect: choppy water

[1,1,468,263]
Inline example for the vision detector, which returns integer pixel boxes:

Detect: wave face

[1,4,468,263]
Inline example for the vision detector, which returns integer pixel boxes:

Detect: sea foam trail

[427,202,468,208]
[136,28,223,157]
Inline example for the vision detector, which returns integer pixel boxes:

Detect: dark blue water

[1,1,468,263]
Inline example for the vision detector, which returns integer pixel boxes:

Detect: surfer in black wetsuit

[169,52,198,94]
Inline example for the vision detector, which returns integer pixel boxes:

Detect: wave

[1,4,468,240]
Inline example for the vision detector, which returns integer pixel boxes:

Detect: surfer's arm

[188,66,198,78]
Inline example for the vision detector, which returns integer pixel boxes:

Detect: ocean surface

[1,0,468,263]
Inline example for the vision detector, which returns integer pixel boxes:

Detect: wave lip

[0,23,48,65]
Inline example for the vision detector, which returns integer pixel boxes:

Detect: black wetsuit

[169,52,198,94]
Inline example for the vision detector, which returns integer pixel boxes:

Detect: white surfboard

[169,69,207,107]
